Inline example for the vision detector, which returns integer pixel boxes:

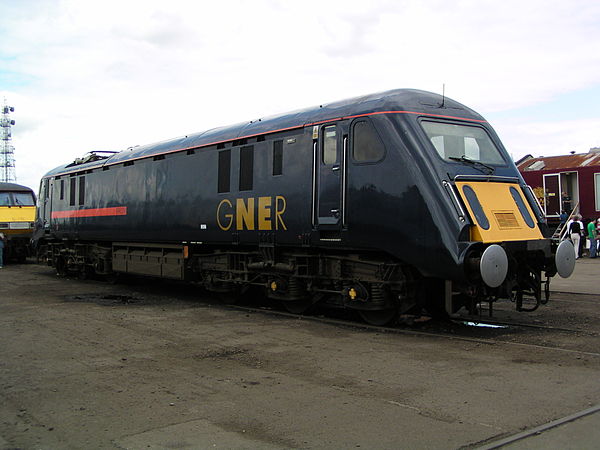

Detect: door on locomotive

[37,179,51,228]
[36,177,57,239]
[315,122,348,231]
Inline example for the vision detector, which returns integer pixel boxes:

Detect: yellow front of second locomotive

[0,205,36,236]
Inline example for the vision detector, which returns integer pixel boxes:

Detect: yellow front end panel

[0,206,36,236]
[0,206,36,222]
[455,181,544,243]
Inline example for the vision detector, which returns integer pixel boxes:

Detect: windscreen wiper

[449,155,495,175]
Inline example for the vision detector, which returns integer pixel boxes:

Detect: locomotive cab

[419,116,575,313]
[0,182,37,262]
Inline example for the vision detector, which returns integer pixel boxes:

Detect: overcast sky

[1,0,600,190]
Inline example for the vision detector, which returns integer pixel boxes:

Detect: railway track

[221,302,600,358]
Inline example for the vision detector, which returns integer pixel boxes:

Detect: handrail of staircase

[557,202,580,241]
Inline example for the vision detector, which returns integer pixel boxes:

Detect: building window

[218,150,231,193]
[595,173,600,211]
[239,145,254,191]
[273,140,283,176]
[352,120,385,162]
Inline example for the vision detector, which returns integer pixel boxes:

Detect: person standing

[588,219,597,258]
[562,192,572,213]
[0,232,4,268]
[568,215,583,259]
[597,219,600,255]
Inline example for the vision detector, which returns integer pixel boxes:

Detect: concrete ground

[550,256,600,295]
[1,262,599,449]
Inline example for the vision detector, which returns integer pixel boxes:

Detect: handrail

[557,202,580,241]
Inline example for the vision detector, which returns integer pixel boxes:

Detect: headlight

[9,222,32,230]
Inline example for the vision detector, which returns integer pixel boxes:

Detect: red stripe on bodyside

[51,206,127,219]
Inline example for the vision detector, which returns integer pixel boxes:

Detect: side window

[78,176,85,205]
[218,150,231,193]
[69,177,76,206]
[595,173,600,211]
[60,179,65,200]
[239,145,254,191]
[352,120,385,162]
[0,192,10,206]
[273,140,283,176]
[322,125,337,164]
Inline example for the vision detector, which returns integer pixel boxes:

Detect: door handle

[330,209,340,218]
[332,165,340,172]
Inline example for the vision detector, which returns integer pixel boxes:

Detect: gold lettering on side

[275,195,287,230]
[258,196,272,230]
[236,198,255,230]
[216,199,233,231]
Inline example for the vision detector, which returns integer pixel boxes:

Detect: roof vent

[526,160,545,171]
[582,156,597,166]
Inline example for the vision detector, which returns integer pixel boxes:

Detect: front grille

[494,212,520,229]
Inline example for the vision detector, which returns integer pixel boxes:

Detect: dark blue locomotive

[33,89,575,324]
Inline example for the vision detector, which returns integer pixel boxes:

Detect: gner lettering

[217,196,287,231]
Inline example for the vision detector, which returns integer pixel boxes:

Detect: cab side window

[352,120,385,163]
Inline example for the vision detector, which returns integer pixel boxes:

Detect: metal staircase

[551,202,579,240]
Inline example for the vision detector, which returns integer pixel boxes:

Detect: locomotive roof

[44,89,484,178]
[0,182,34,192]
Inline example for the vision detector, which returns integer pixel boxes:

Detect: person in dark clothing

[559,210,568,226]
[568,215,584,258]
[562,192,572,213]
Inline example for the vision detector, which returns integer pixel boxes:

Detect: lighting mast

[0,99,17,182]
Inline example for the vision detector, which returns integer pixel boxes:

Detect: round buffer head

[555,239,576,278]
[480,244,508,288]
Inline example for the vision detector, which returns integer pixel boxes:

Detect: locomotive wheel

[358,308,397,326]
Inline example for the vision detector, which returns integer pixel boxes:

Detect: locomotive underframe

[41,237,555,323]
[3,235,32,262]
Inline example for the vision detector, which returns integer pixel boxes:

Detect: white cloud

[494,117,600,160]
[1,0,599,189]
